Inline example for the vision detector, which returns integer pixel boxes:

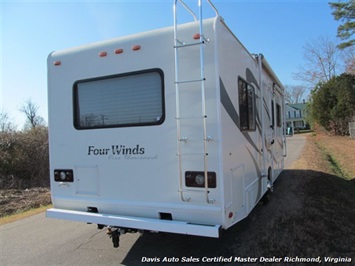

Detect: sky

[1,0,341,129]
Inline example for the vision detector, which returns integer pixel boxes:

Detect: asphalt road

[0,134,306,266]
[284,134,307,168]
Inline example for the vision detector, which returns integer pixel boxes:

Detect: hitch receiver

[107,228,121,248]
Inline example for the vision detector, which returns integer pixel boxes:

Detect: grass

[315,141,352,180]
[0,204,52,225]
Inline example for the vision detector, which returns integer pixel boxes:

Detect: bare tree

[0,110,15,132]
[284,85,307,104]
[19,99,45,129]
[293,36,344,87]
[343,46,355,74]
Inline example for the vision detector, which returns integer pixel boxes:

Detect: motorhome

[47,0,286,247]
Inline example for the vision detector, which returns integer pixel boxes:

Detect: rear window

[73,69,165,129]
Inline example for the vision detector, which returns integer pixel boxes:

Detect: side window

[271,100,275,128]
[276,103,282,127]
[238,78,256,131]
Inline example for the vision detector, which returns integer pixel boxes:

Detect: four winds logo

[87,145,158,160]
[88,145,145,156]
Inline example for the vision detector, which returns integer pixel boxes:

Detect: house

[286,103,308,133]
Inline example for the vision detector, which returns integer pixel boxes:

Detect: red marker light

[53,61,61,66]
[193,33,200,40]
[115,48,123,54]
[132,45,141,51]
[99,51,107,57]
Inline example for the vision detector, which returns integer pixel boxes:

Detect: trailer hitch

[106,227,140,248]
[107,228,121,248]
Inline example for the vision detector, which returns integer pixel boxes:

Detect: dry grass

[0,205,51,225]
[0,187,51,217]
[313,131,355,180]
[231,134,355,258]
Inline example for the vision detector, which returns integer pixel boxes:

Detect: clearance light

[53,61,61,66]
[115,48,124,54]
[99,51,108,57]
[185,171,216,188]
[132,45,141,51]
[193,33,200,40]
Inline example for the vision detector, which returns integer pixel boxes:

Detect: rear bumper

[46,208,220,238]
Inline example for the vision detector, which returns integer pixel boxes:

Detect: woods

[0,101,49,189]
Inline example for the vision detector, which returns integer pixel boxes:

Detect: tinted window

[238,78,256,131]
[276,103,282,127]
[74,69,164,129]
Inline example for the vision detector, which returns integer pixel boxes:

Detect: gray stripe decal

[246,68,259,90]
[220,77,240,128]
[264,98,271,120]
[246,68,262,135]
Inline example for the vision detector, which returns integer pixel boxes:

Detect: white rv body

[47,14,286,239]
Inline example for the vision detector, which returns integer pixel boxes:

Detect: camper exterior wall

[47,16,285,237]
[48,19,225,229]
[217,20,262,226]
[216,19,285,227]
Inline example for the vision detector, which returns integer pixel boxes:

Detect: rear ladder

[173,0,218,204]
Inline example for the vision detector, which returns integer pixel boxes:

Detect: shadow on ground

[122,170,355,265]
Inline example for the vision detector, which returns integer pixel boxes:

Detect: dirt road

[1,134,354,265]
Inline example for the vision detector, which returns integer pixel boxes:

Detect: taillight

[54,169,74,182]
[185,171,216,188]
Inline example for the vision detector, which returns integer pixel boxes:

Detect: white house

[286,103,308,133]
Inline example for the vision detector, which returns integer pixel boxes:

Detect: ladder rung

[175,78,205,84]
[177,152,208,156]
[179,188,211,193]
[176,115,207,120]
[174,41,204,48]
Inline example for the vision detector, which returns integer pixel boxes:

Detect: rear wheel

[260,167,273,204]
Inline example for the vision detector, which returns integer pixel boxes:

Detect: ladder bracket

[179,137,188,143]
[206,136,213,142]
[208,198,215,204]
[201,35,210,44]
[175,39,185,45]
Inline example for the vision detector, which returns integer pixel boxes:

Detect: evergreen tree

[329,0,355,49]
[311,73,355,134]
